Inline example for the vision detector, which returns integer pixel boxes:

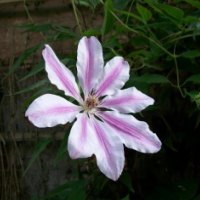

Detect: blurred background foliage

[2,0,200,199]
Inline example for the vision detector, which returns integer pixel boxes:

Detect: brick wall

[0,1,102,199]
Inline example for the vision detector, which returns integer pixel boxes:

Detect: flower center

[84,95,99,110]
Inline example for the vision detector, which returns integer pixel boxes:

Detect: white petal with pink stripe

[68,113,96,159]
[68,113,125,181]
[99,111,161,153]
[101,87,154,114]
[25,94,82,128]
[77,36,104,97]
[90,116,125,181]
[95,56,130,97]
[43,45,82,103]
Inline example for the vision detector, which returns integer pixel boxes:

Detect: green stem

[23,0,46,41]
[71,0,82,34]
[109,9,175,58]
[23,0,33,23]
[125,0,135,24]
[100,0,173,56]
[173,43,185,97]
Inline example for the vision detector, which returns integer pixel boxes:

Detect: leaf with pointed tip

[8,44,43,76]
[184,74,200,84]
[132,74,170,84]
[23,138,52,176]
[136,3,152,22]
[102,0,114,35]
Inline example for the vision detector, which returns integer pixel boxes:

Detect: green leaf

[102,0,114,35]
[41,183,69,200]
[120,172,135,193]
[54,131,68,163]
[121,195,130,200]
[184,0,200,9]
[133,74,170,84]
[22,86,53,110]
[184,74,200,84]
[23,138,52,176]
[53,25,77,38]
[146,180,198,200]
[38,180,86,200]
[117,10,143,22]
[17,23,52,33]
[8,44,43,75]
[75,0,100,9]
[185,90,200,109]
[113,0,131,10]
[180,50,200,58]
[136,4,152,22]
[19,62,44,81]
[159,4,184,21]
[83,28,101,37]
[14,79,48,95]
[67,180,86,200]
[144,0,162,14]
[194,194,200,200]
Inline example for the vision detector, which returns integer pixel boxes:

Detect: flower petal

[25,94,82,128]
[68,113,125,181]
[77,36,104,96]
[42,45,82,103]
[101,87,154,113]
[99,111,161,153]
[68,113,96,159]
[90,116,125,181]
[95,56,130,97]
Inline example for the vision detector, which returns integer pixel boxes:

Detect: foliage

[9,0,200,199]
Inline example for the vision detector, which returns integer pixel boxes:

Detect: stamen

[84,95,99,110]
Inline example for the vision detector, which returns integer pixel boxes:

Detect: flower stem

[71,0,82,33]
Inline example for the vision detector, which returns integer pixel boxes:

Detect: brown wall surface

[0,1,102,199]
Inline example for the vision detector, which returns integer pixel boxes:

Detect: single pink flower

[25,36,161,181]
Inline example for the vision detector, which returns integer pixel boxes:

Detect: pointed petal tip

[43,44,50,51]
[25,110,46,128]
[81,35,98,41]
[146,134,162,154]
[42,43,82,102]
[77,35,104,96]
[98,164,123,181]
[42,44,50,57]
[153,138,162,152]
[25,110,28,117]
[149,96,155,106]
[111,170,123,181]
[99,111,162,154]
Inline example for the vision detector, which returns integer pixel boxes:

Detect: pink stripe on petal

[77,37,104,96]
[29,106,79,121]
[95,57,130,97]
[84,38,93,92]
[68,113,94,159]
[96,63,122,96]
[92,119,117,175]
[90,117,125,181]
[100,111,161,153]
[80,113,88,144]
[43,45,82,103]
[68,113,124,181]
[47,56,79,98]
[101,87,154,113]
[25,94,81,128]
